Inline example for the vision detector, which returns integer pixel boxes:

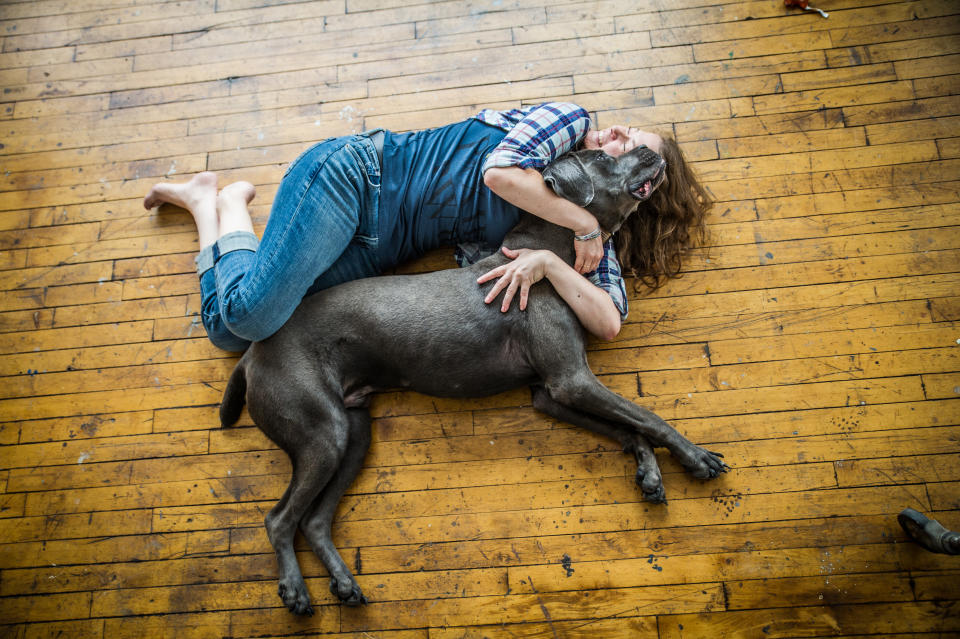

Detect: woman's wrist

[574,228,602,241]
[569,208,599,237]
[541,250,568,281]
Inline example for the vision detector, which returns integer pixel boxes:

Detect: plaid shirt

[460,102,629,320]
[476,102,590,172]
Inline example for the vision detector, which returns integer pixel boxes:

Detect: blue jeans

[196,134,382,351]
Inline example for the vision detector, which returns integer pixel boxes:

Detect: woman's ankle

[217,182,257,237]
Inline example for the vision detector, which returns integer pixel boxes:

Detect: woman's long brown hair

[613,135,712,292]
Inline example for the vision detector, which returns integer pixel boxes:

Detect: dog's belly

[341,322,539,402]
[403,346,538,397]
[286,266,575,405]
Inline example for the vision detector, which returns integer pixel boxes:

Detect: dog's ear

[543,155,595,207]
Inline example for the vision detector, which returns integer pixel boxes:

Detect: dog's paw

[635,466,667,504]
[330,576,368,606]
[278,579,314,616]
[680,445,729,479]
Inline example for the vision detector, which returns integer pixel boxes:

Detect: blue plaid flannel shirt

[458,102,629,320]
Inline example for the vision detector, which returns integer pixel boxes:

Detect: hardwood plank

[826,34,960,69]
[0,337,227,376]
[927,481,960,511]
[921,372,960,400]
[89,567,507,614]
[0,507,152,546]
[1,592,93,624]
[0,295,189,334]
[835,453,960,488]
[843,95,960,127]
[0,321,155,356]
[828,14,960,49]
[938,137,960,159]
[693,31,832,63]
[0,0,216,32]
[707,323,960,365]
[614,299,946,350]
[638,249,960,299]
[0,619,104,639]
[431,617,655,639]
[0,430,209,470]
[658,601,960,638]
[725,572,915,609]
[912,569,960,602]
[339,583,724,632]
[102,607,341,639]
[235,513,912,572]
[702,161,958,203]
[755,80,917,116]
[15,410,154,444]
[2,0,342,51]
[717,127,869,159]
[625,273,960,323]
[0,529,230,571]
[781,61,899,92]
[508,544,931,597]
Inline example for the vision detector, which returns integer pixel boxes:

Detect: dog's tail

[220,360,247,428]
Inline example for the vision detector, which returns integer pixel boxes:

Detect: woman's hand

[573,233,603,274]
[477,245,623,340]
[477,247,552,312]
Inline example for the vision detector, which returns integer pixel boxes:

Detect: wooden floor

[1,0,959,636]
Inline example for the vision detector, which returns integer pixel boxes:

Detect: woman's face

[583,126,663,157]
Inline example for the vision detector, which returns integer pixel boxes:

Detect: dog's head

[542,145,666,234]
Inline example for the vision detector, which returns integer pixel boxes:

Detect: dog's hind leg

[258,395,351,616]
[531,385,666,503]
[299,406,372,606]
[544,371,729,480]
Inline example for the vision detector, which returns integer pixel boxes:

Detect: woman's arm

[477,247,622,341]
[483,166,604,273]
[478,102,603,274]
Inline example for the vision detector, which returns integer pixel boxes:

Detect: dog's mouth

[629,157,667,201]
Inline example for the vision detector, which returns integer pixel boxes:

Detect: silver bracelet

[574,227,602,242]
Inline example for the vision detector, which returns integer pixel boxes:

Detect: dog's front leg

[544,372,728,480]
[530,385,666,503]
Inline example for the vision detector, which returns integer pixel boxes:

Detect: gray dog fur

[220,145,729,614]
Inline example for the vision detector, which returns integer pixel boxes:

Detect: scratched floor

[1,0,959,637]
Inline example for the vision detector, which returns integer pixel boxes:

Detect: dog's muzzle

[630,156,667,202]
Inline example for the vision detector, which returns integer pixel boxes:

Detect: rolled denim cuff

[219,230,259,255]
[195,244,215,276]
[195,231,259,276]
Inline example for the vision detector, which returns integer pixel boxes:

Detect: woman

[143,103,710,351]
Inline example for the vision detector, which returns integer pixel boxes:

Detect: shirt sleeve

[586,238,629,321]
[481,102,591,174]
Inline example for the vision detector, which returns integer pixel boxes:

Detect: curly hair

[613,135,712,292]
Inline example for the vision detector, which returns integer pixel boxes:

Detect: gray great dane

[220,145,728,614]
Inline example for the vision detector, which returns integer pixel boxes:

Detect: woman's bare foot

[217,181,257,237]
[144,171,218,211]
[144,172,220,247]
[219,181,256,205]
